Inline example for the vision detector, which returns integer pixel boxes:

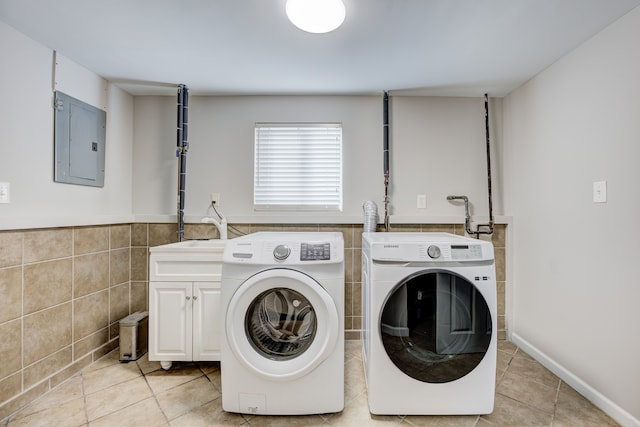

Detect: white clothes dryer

[220,232,344,415]
[362,232,497,415]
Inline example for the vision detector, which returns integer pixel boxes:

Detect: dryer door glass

[381,271,492,383]
[246,288,317,360]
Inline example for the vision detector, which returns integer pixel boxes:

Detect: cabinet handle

[193,296,198,300]
[186,296,191,300]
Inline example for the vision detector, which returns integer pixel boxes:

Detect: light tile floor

[1,340,619,426]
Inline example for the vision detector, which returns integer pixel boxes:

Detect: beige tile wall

[0,224,140,419]
[1,221,507,419]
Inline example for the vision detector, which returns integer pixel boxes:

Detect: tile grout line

[550,379,562,426]
[20,231,25,414]
[71,227,76,372]
[80,369,90,425]
[138,361,171,427]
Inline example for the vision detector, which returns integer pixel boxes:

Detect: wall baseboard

[511,332,639,427]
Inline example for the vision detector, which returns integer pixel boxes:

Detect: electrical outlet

[593,181,606,203]
[210,193,220,205]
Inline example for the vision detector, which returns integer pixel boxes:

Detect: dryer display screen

[451,244,482,260]
[300,243,330,261]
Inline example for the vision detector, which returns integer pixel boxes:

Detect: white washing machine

[220,232,344,415]
[362,232,497,415]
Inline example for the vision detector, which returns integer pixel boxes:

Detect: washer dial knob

[427,245,441,259]
[273,244,291,261]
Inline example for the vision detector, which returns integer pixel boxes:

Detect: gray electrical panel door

[54,91,106,187]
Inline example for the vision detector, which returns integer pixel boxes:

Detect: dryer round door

[380,269,493,383]
[226,268,339,381]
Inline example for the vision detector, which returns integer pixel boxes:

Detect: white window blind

[254,123,343,211]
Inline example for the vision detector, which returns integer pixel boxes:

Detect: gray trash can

[119,311,148,362]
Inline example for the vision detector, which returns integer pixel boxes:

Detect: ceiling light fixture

[285,0,346,34]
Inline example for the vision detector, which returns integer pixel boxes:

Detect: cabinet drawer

[150,253,223,281]
[149,241,226,281]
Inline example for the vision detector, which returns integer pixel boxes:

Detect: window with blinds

[254,123,343,211]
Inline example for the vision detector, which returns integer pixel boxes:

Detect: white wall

[391,96,503,221]
[133,95,504,225]
[0,22,134,230]
[503,6,640,425]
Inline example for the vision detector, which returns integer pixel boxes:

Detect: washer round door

[380,269,493,383]
[226,268,339,381]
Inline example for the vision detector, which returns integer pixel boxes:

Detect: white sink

[150,239,227,252]
[149,240,227,281]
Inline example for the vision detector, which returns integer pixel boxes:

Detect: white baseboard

[511,333,639,427]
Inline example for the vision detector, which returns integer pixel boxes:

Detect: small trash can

[119,311,148,362]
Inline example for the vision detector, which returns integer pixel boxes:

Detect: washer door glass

[381,271,492,383]
[226,268,339,381]
[246,287,316,360]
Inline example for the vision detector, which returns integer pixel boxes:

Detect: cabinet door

[193,281,221,361]
[149,282,192,361]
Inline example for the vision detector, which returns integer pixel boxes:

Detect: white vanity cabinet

[148,240,226,370]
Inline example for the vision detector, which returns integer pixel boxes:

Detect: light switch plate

[0,182,10,203]
[593,180,607,203]
[417,194,427,209]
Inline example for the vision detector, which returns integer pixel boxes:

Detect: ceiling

[1,0,639,97]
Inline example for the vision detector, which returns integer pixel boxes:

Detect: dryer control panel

[365,232,493,263]
[450,244,483,260]
[371,242,486,262]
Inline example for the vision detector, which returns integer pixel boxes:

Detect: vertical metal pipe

[182,87,189,150]
[383,91,390,178]
[484,93,494,230]
[176,84,189,241]
[176,86,183,240]
[177,86,184,150]
[383,91,390,231]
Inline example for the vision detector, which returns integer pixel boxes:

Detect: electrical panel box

[54,91,106,187]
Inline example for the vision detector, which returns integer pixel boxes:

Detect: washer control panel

[300,242,331,261]
[223,232,344,265]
